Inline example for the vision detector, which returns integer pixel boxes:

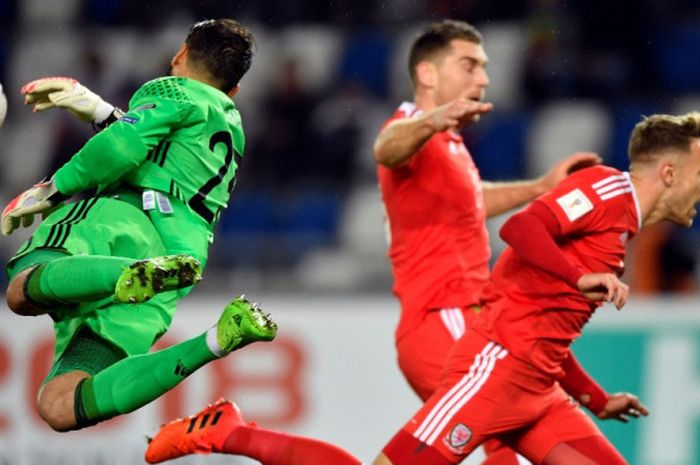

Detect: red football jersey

[377,102,490,339]
[475,165,641,377]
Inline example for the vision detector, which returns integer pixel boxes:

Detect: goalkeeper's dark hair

[408,20,482,88]
[629,112,700,164]
[185,19,255,93]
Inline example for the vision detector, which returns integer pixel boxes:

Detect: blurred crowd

[0,0,699,294]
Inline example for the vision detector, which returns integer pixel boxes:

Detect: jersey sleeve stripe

[595,179,631,195]
[591,173,627,189]
[599,187,634,201]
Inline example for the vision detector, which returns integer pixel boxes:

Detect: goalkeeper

[1,19,276,432]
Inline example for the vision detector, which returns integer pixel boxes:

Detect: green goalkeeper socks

[77,333,217,424]
[25,255,133,307]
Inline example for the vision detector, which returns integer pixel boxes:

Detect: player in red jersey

[375,111,700,465]
[375,20,601,465]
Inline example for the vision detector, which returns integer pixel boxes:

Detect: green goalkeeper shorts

[43,326,126,385]
[6,195,178,363]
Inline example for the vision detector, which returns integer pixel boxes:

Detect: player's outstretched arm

[31,78,185,197]
[374,98,492,168]
[21,77,123,129]
[482,152,601,218]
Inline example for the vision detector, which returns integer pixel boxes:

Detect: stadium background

[1,1,700,464]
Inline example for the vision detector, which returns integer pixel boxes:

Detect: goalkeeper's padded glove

[21,77,117,125]
[1,178,68,236]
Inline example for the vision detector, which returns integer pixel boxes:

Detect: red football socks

[222,425,363,465]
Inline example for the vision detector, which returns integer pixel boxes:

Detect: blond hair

[629,112,700,164]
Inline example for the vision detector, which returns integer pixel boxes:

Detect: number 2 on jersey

[189,131,241,223]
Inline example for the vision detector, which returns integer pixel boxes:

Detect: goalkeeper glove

[21,77,118,126]
[1,178,68,236]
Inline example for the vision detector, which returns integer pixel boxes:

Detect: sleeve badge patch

[555,188,593,222]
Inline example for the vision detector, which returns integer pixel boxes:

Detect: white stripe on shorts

[440,308,466,340]
[414,340,508,445]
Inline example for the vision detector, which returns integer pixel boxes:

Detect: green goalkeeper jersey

[53,76,244,231]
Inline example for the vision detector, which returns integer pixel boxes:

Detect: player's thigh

[87,197,166,258]
[6,197,165,272]
[482,438,530,465]
[38,326,127,423]
[68,292,176,358]
[145,196,211,265]
[381,431,457,465]
[541,436,626,465]
[42,326,127,387]
[397,314,454,401]
[397,307,474,401]
[397,334,542,464]
[383,384,498,464]
[49,291,176,368]
[512,395,617,464]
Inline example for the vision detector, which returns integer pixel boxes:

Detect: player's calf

[114,254,203,303]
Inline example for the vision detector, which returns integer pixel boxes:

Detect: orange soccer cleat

[145,398,250,463]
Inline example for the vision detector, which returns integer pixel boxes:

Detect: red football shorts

[386,331,605,465]
[397,307,478,401]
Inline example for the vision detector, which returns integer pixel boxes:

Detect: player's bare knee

[37,393,75,432]
[6,267,52,316]
[36,373,86,432]
[6,269,34,315]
